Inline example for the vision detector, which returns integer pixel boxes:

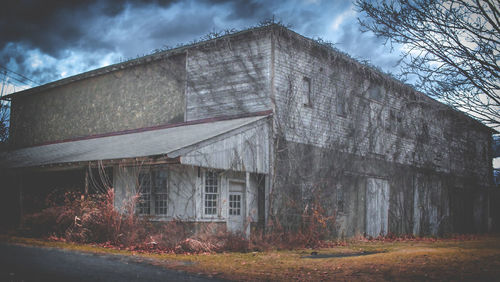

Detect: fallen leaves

[3,234,500,281]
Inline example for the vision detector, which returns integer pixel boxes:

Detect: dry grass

[2,234,500,281]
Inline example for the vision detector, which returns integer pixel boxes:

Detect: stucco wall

[10,54,186,148]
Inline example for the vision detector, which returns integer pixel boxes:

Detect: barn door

[366,178,390,237]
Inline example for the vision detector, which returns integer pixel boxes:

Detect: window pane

[155,193,168,215]
[138,172,151,193]
[137,169,169,216]
[136,172,151,215]
[154,170,168,192]
[154,170,168,215]
[229,194,241,216]
[204,171,218,215]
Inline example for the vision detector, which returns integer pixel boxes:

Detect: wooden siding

[272,31,491,182]
[186,31,272,120]
[180,119,269,174]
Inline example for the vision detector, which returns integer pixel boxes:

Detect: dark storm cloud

[0,0,182,59]
[0,0,186,84]
[220,0,270,20]
[0,0,401,88]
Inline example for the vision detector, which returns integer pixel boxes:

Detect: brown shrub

[22,189,336,253]
[23,189,151,245]
[150,219,191,249]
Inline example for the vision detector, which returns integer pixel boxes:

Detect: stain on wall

[10,54,186,148]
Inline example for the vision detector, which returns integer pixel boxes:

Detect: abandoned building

[0,24,497,237]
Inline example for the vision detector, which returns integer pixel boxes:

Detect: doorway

[227,181,245,234]
[366,178,390,237]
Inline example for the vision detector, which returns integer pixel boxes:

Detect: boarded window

[204,171,219,216]
[302,77,312,107]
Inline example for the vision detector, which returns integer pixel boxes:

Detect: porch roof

[0,115,268,169]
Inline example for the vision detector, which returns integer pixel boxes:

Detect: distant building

[1,24,497,236]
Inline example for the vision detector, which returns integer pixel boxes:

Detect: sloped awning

[0,115,270,173]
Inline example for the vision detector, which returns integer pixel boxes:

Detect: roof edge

[11,110,273,150]
[272,25,496,133]
[2,24,277,100]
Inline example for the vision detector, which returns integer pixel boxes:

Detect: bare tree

[355,0,500,130]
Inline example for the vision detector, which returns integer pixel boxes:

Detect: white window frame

[136,168,169,217]
[228,193,242,216]
[203,170,220,218]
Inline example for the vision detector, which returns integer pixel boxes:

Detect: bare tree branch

[356,0,500,130]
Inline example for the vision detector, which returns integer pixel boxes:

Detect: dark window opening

[302,77,312,107]
[337,90,347,116]
[368,85,384,101]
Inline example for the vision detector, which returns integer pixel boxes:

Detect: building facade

[1,25,496,237]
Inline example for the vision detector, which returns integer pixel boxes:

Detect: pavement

[0,242,226,282]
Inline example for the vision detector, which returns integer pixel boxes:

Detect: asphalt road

[0,243,225,282]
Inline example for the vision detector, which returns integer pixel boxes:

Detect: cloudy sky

[0,0,402,94]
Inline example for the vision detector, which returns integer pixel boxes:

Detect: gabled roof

[0,115,268,169]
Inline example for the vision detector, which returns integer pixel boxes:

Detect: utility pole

[0,70,6,97]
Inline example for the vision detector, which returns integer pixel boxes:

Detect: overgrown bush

[150,219,191,249]
[249,201,336,250]
[22,188,336,253]
[23,189,150,245]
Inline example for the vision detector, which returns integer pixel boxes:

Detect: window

[388,109,403,134]
[204,171,219,216]
[336,90,347,116]
[368,85,384,101]
[136,169,168,216]
[302,77,312,107]
[229,194,241,216]
[137,172,151,215]
[153,170,168,215]
[336,184,344,213]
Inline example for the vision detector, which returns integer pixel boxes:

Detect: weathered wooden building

[1,24,496,237]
